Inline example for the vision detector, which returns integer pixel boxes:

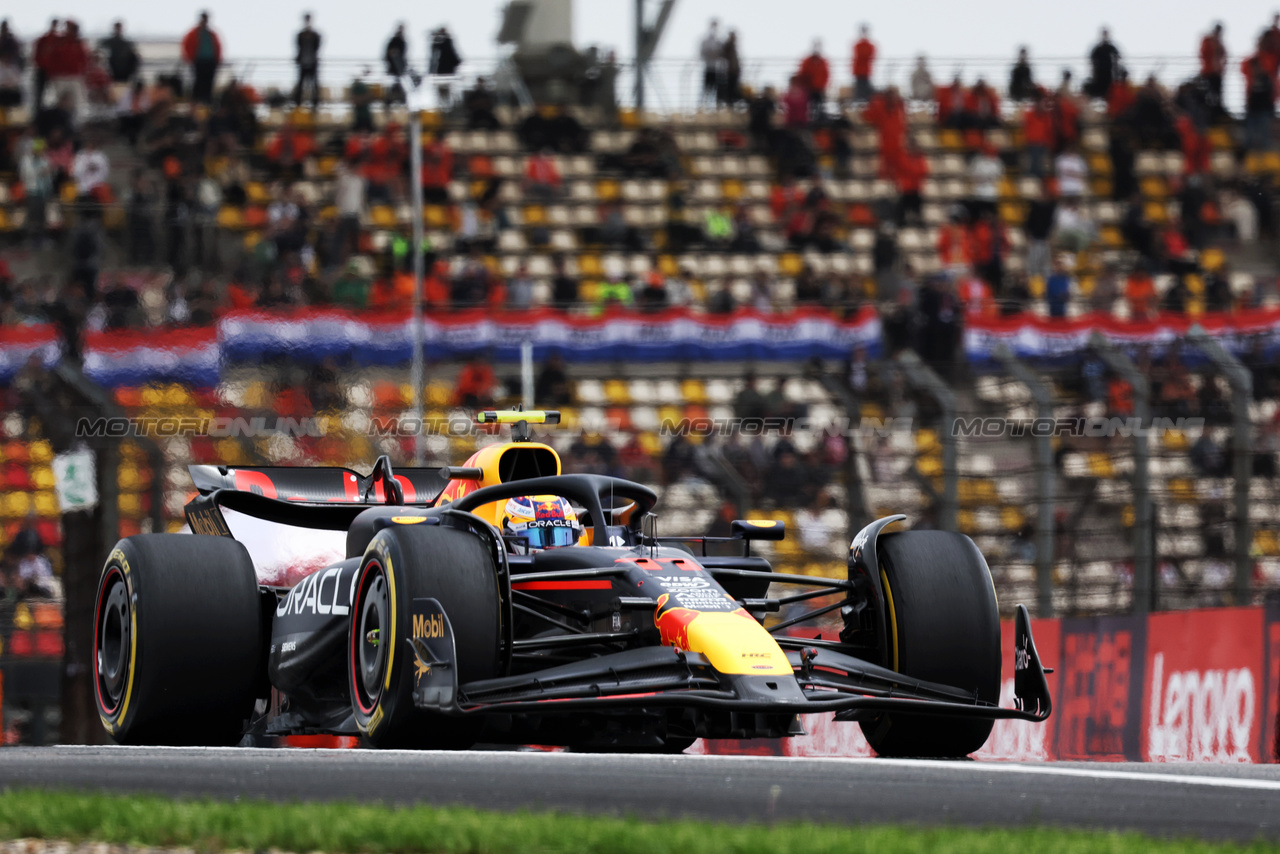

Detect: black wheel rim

[97,575,131,710]
[357,571,388,703]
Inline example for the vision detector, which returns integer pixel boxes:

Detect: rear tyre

[859,530,1001,758]
[349,524,502,749]
[93,535,263,745]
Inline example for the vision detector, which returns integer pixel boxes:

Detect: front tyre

[859,530,1001,758]
[94,535,263,745]
[349,524,502,748]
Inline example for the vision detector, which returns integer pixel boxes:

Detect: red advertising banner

[1142,608,1264,763]
[1055,616,1146,761]
[976,617,1062,761]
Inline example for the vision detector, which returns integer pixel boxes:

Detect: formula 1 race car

[93,410,1051,756]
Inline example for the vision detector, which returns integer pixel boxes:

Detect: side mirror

[731,519,785,541]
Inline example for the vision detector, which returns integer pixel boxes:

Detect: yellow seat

[1254,529,1280,556]
[778,254,804,276]
[31,466,56,490]
[956,509,978,534]
[1001,506,1024,532]
[1143,202,1168,225]
[2,491,31,519]
[1087,452,1115,479]
[999,201,1024,225]
[721,179,742,200]
[680,379,707,405]
[117,463,142,492]
[639,432,663,456]
[1140,176,1167,198]
[1168,478,1198,503]
[216,206,244,229]
[523,206,546,225]
[370,206,396,228]
[578,255,603,277]
[28,440,53,464]
[1163,430,1189,452]
[1201,248,1225,272]
[246,182,270,204]
[939,129,964,150]
[596,180,619,201]
[915,429,939,455]
[34,491,59,518]
[426,381,453,408]
[1100,226,1124,248]
[917,455,943,478]
[603,380,631,406]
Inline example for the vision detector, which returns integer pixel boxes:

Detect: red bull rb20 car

[94,410,1051,756]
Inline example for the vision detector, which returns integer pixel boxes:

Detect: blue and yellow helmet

[502,494,582,549]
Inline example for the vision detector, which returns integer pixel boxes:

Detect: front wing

[409,598,1052,723]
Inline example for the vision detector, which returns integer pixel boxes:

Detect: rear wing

[184,461,455,536]
[189,463,451,505]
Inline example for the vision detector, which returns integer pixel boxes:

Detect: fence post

[1188,325,1254,605]
[995,345,1056,618]
[1089,332,1153,614]
[895,350,957,531]
[817,370,872,541]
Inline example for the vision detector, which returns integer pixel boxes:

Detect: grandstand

[2,7,1280,744]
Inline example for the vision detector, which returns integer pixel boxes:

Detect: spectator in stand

[1125,263,1158,319]
[428,26,462,107]
[1054,141,1087,200]
[970,208,1009,295]
[864,86,908,179]
[420,134,453,205]
[523,148,562,201]
[1084,28,1121,99]
[1024,179,1056,281]
[182,12,222,104]
[958,267,994,319]
[967,142,1002,221]
[895,138,928,226]
[333,157,365,263]
[551,254,578,310]
[909,55,934,103]
[720,30,741,106]
[72,134,110,203]
[1107,67,1136,119]
[350,68,374,132]
[782,74,809,129]
[535,354,572,406]
[1242,53,1275,152]
[699,19,721,110]
[1053,197,1095,253]
[32,19,58,110]
[936,74,969,129]
[1199,23,1226,106]
[100,21,139,85]
[798,41,830,122]
[937,206,971,269]
[454,353,497,408]
[967,78,1001,130]
[1009,47,1036,101]
[47,20,89,120]
[18,137,52,246]
[1052,82,1082,152]
[851,25,876,103]
[384,24,409,102]
[1045,254,1073,318]
[0,21,21,109]
[1023,94,1055,179]
[294,13,321,111]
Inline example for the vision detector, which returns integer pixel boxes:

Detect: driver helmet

[502,494,582,549]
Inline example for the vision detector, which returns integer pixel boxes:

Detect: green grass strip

[0,788,1275,854]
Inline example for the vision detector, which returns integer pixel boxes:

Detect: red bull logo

[655,594,701,651]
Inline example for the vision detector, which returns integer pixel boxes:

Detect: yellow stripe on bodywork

[117,555,138,725]
[384,557,396,691]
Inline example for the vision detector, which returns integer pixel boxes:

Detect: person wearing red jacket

[1107,70,1136,119]
[420,136,454,205]
[935,75,969,129]
[33,19,59,110]
[182,12,223,104]
[47,20,89,119]
[851,25,876,103]
[894,138,929,226]
[965,78,1001,129]
[863,87,908,178]
[1199,23,1227,104]
[798,41,830,122]
[1176,113,1209,176]
[1022,95,1055,178]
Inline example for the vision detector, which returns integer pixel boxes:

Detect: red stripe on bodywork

[511,580,613,591]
